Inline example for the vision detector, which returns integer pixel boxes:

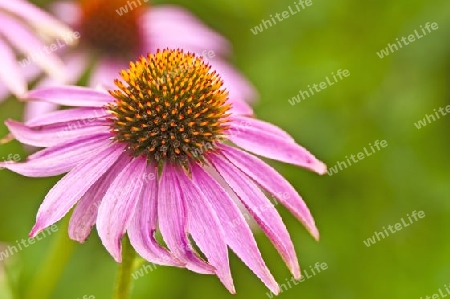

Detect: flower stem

[25,217,76,299]
[113,236,136,299]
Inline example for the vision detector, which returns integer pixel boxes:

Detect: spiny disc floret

[108,49,230,166]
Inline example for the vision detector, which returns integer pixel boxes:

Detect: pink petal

[229,116,294,141]
[209,154,300,279]
[0,59,42,101]
[210,59,257,104]
[30,142,124,237]
[5,119,109,147]
[0,13,65,80]
[0,84,10,104]
[0,38,26,96]
[89,58,127,89]
[191,163,280,294]
[0,133,109,177]
[26,108,108,127]
[227,118,327,174]
[128,165,185,267]
[24,101,59,124]
[229,101,253,116]
[24,86,113,107]
[69,154,129,243]
[177,168,235,293]
[97,156,146,262]
[46,52,89,86]
[49,1,81,28]
[0,0,74,39]
[158,164,214,274]
[24,52,101,121]
[220,144,319,240]
[144,6,230,56]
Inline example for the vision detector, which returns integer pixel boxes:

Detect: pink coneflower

[25,0,256,119]
[1,49,326,294]
[0,0,74,101]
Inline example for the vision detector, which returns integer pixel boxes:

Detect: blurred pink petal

[143,5,231,56]
[24,1,257,120]
[0,39,26,96]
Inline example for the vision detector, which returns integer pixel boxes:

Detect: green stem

[113,236,136,299]
[24,217,76,299]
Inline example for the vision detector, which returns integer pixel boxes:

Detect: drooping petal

[158,164,214,274]
[0,84,10,104]
[0,133,109,177]
[69,154,129,243]
[220,144,319,240]
[24,86,113,107]
[30,142,124,237]
[5,119,109,147]
[97,156,146,262]
[177,168,234,293]
[209,154,300,279]
[227,118,327,175]
[0,38,26,96]
[128,165,184,267]
[191,163,280,294]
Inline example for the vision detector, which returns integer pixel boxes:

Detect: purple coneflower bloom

[0,0,74,101]
[25,0,256,119]
[1,49,326,294]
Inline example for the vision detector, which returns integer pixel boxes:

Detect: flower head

[0,0,74,100]
[108,50,231,167]
[24,0,256,120]
[1,49,326,294]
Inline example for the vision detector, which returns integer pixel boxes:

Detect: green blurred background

[1,0,450,298]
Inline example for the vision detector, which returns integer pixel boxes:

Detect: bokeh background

[1,0,449,298]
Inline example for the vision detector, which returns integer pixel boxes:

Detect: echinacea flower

[1,49,326,294]
[25,0,256,119]
[0,0,74,101]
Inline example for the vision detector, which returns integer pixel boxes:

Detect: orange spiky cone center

[108,49,231,168]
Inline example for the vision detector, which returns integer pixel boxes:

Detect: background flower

[23,0,257,120]
[0,0,73,102]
